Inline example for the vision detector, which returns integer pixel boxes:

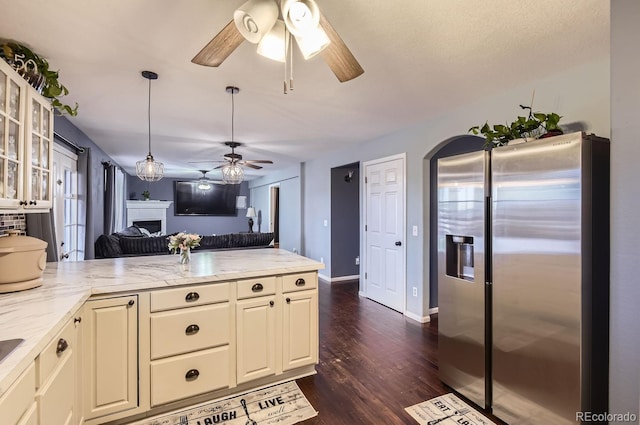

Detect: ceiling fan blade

[242,163,263,170]
[243,159,274,164]
[318,13,364,82]
[213,164,226,169]
[192,20,245,67]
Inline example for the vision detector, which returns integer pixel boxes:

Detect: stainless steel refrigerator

[437,132,609,424]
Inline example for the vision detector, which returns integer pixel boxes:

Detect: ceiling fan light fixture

[234,0,279,44]
[136,71,164,182]
[281,0,320,36]
[221,163,245,184]
[257,19,288,62]
[295,25,330,59]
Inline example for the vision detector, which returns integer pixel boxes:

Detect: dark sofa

[95,227,275,259]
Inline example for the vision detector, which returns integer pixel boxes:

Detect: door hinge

[365,177,368,184]
[365,272,367,279]
[365,224,367,231]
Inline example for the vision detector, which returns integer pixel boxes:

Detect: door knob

[395,241,402,246]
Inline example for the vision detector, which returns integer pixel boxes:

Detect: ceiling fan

[194,169,225,188]
[190,86,273,183]
[191,0,364,83]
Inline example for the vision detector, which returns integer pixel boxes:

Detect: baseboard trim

[404,310,431,323]
[429,307,439,315]
[358,291,366,297]
[318,274,359,284]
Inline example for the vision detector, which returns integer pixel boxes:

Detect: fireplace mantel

[126,200,173,234]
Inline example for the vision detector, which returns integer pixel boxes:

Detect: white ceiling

[0,0,608,180]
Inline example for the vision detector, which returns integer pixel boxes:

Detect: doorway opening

[330,162,360,282]
[269,184,280,246]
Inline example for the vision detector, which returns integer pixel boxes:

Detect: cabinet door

[24,90,52,209]
[282,290,318,371]
[0,59,26,209]
[83,295,138,420]
[37,351,74,425]
[236,296,277,384]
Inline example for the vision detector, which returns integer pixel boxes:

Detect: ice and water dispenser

[446,235,475,281]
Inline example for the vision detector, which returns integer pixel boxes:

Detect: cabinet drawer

[151,303,230,360]
[150,346,230,406]
[37,320,74,387]
[282,272,317,293]
[37,352,74,425]
[0,363,35,425]
[151,282,230,312]
[237,276,276,299]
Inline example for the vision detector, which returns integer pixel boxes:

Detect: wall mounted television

[174,181,240,216]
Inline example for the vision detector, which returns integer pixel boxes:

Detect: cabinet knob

[185,324,200,335]
[56,338,68,355]
[185,369,200,381]
[252,283,264,292]
[128,299,135,306]
[295,278,306,287]
[286,297,291,304]
[29,200,37,206]
[74,317,82,324]
[185,292,200,302]
[269,300,274,307]
[19,200,28,206]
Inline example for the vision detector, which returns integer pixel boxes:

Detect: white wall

[303,57,609,319]
[249,164,303,254]
[610,0,640,420]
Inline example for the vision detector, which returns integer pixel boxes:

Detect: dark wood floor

[297,280,505,425]
[296,280,447,424]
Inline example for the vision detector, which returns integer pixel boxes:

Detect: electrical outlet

[412,225,418,236]
[355,256,360,265]
[412,287,418,297]
[320,257,324,263]
[323,219,328,227]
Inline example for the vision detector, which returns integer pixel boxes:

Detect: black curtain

[78,147,92,259]
[104,162,116,235]
[26,213,58,262]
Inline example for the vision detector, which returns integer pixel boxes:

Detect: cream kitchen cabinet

[236,277,278,385]
[82,294,140,423]
[0,362,35,425]
[281,272,319,372]
[35,319,75,425]
[149,283,233,406]
[0,58,52,211]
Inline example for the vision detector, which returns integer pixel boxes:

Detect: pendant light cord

[147,76,152,155]
[231,87,235,142]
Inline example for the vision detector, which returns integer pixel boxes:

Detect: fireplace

[126,201,173,235]
[132,220,161,234]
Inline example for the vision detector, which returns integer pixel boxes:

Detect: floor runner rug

[131,381,317,425]
[405,393,496,425]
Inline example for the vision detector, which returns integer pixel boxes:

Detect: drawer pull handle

[185,292,200,302]
[56,338,68,355]
[295,278,306,286]
[185,324,200,335]
[74,317,82,324]
[286,297,291,304]
[185,369,200,381]
[252,283,264,292]
[128,299,135,306]
[269,300,274,307]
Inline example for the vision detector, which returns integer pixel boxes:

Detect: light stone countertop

[0,248,323,398]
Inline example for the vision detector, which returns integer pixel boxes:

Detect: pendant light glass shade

[281,0,320,36]
[257,20,288,62]
[136,71,164,181]
[221,163,244,184]
[295,25,330,59]
[234,0,279,44]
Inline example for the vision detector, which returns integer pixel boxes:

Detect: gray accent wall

[610,1,640,420]
[126,175,248,236]
[330,163,360,278]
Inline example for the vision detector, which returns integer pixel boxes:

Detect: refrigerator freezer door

[437,150,488,408]
[491,134,583,424]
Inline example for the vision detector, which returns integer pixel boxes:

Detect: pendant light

[136,71,164,181]
[221,86,245,184]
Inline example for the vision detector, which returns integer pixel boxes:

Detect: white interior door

[364,155,406,312]
[53,146,79,261]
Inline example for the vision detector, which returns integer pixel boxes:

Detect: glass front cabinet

[0,58,53,211]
